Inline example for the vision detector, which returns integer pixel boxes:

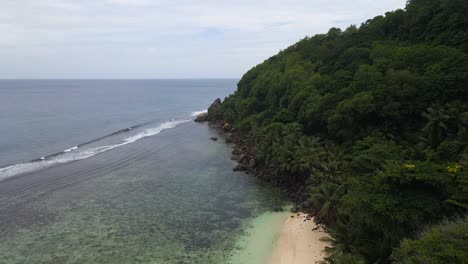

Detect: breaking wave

[191,110,207,116]
[0,119,190,181]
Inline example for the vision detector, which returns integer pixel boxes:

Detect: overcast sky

[0,0,406,79]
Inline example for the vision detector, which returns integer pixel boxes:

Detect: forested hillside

[217,0,468,262]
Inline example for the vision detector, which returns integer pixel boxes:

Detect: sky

[0,0,407,79]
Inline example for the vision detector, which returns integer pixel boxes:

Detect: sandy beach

[268,213,330,264]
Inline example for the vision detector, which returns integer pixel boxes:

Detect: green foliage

[218,0,468,262]
[392,217,468,264]
[348,136,402,174]
[309,182,343,224]
[322,254,366,264]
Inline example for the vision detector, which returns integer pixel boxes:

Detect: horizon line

[0,77,240,80]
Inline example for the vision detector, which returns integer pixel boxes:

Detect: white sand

[268,213,330,264]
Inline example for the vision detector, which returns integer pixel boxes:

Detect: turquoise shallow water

[229,210,291,264]
[0,122,288,263]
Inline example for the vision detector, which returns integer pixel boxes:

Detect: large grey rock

[238,154,246,163]
[207,98,222,121]
[232,148,241,155]
[194,112,208,122]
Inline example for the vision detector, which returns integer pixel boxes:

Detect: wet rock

[234,164,248,172]
[248,158,256,168]
[238,154,246,163]
[225,133,234,143]
[223,123,232,132]
[210,137,218,141]
[194,112,208,122]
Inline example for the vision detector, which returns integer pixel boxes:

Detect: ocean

[0,80,288,264]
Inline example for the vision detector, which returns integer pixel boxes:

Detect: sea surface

[0,80,288,264]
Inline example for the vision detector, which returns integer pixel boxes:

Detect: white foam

[124,119,188,143]
[64,146,78,152]
[0,120,190,181]
[191,110,207,116]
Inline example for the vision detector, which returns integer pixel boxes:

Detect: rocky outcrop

[207,98,222,121]
[194,112,208,122]
[200,98,311,216]
[225,132,234,143]
[194,98,222,122]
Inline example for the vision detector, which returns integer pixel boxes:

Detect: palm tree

[422,105,450,149]
[446,103,468,139]
[319,152,344,183]
[319,220,357,260]
[293,136,322,174]
[312,142,344,183]
[309,182,343,224]
[319,254,365,264]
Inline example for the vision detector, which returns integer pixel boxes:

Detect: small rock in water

[233,165,246,172]
[210,137,218,141]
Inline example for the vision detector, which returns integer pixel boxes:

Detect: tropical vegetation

[217,0,468,262]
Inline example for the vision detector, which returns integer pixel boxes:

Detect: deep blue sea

[0,79,235,179]
[0,80,287,264]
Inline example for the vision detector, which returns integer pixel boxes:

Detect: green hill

[217,0,468,262]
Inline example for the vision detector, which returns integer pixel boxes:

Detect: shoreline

[228,210,290,264]
[196,106,330,264]
[268,213,330,264]
[228,211,329,264]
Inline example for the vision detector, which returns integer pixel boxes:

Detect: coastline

[197,105,330,264]
[1,121,292,263]
[228,210,290,264]
[228,211,329,264]
[268,213,330,264]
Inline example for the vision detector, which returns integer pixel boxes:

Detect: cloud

[0,0,407,78]
[106,0,157,7]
